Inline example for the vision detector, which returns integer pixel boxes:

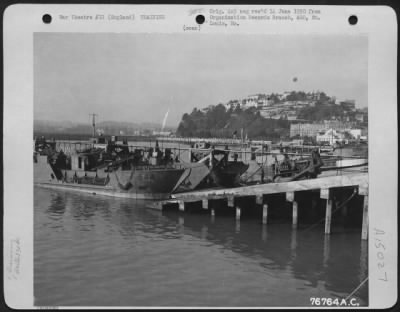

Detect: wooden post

[286,191,294,202]
[359,185,368,240]
[202,199,208,210]
[292,201,298,226]
[262,204,268,225]
[227,196,235,208]
[256,194,263,205]
[320,188,329,200]
[320,188,332,234]
[286,192,297,226]
[236,206,241,221]
[361,195,369,240]
[178,200,185,212]
[324,199,332,235]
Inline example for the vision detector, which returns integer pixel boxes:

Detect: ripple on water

[34,187,368,307]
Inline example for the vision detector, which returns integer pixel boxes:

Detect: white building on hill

[316,129,345,145]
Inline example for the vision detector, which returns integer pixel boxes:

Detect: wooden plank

[324,199,332,234]
[362,195,369,240]
[173,173,367,201]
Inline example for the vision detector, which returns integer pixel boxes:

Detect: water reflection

[323,235,330,269]
[235,220,240,233]
[261,225,267,242]
[47,192,66,216]
[35,187,368,306]
[201,225,208,240]
[290,225,297,262]
[159,211,367,304]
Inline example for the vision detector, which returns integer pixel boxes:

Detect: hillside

[176,105,290,140]
[176,90,367,139]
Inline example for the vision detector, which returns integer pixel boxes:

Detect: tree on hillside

[176,103,291,139]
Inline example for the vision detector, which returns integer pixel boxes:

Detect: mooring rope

[345,277,369,301]
[302,189,358,232]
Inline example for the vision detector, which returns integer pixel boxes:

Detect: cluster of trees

[273,91,331,103]
[176,104,290,139]
[297,102,347,121]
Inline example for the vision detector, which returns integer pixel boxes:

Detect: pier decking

[149,172,369,240]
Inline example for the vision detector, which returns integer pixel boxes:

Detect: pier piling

[292,201,298,226]
[256,194,263,205]
[149,173,368,240]
[320,188,332,235]
[361,197,368,240]
[178,200,185,212]
[262,204,268,224]
[286,192,298,226]
[228,196,235,208]
[359,185,369,240]
[324,199,332,235]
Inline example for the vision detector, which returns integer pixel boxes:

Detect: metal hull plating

[34,159,185,200]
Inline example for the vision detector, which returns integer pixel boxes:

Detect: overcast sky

[34,33,368,126]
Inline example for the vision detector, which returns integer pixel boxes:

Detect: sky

[34,33,368,127]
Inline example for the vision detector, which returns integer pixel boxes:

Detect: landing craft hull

[34,160,185,200]
[173,161,211,192]
[210,162,249,187]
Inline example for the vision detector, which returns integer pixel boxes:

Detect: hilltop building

[290,123,326,137]
[316,129,345,145]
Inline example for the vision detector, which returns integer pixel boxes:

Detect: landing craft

[34,136,186,200]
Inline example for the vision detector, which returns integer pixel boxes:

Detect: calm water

[34,186,368,307]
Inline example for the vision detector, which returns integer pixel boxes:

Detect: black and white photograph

[3,5,397,309]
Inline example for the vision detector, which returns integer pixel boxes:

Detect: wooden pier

[149,172,369,240]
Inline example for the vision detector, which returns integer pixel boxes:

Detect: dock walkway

[149,173,369,240]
